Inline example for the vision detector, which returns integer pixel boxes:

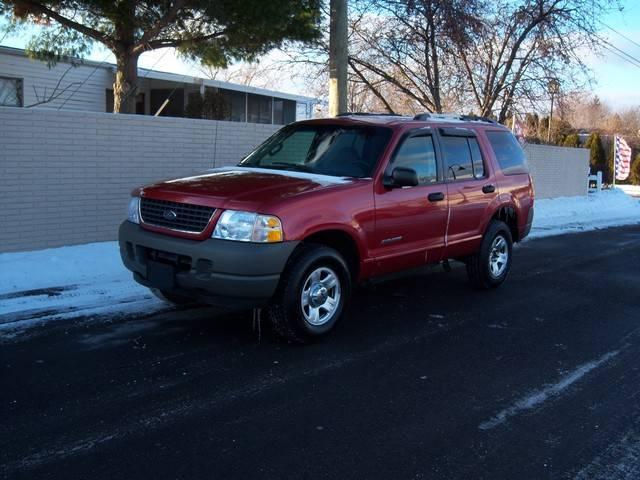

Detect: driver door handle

[428,192,445,202]
[482,184,496,194]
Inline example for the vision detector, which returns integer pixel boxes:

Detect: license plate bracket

[146,261,176,290]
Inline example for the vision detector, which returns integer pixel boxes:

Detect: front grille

[140,198,215,233]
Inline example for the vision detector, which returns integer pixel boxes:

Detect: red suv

[119,113,534,342]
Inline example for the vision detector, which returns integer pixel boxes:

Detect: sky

[586,1,640,108]
[1,1,640,110]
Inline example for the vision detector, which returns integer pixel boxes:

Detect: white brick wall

[0,107,278,252]
[0,107,589,252]
[524,144,589,199]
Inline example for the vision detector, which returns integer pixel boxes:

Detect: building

[0,46,315,124]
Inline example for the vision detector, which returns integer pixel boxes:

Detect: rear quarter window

[485,131,529,175]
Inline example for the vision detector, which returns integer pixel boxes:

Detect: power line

[596,35,640,70]
[600,21,640,51]
[600,43,640,69]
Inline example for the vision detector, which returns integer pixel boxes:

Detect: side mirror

[386,167,418,188]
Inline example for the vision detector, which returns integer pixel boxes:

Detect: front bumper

[118,221,299,307]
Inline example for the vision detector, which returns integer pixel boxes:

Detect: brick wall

[524,144,589,199]
[0,107,589,252]
[0,107,278,252]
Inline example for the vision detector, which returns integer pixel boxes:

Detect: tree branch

[133,0,186,54]
[348,58,396,114]
[17,1,114,47]
[145,30,227,50]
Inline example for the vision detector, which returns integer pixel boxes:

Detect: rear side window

[485,131,529,175]
[441,136,485,181]
[469,138,485,178]
[391,135,438,185]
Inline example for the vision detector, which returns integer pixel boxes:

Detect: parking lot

[2,225,640,479]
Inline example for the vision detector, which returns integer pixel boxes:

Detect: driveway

[2,225,640,479]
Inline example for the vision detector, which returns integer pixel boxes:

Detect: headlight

[127,196,140,224]
[213,210,283,242]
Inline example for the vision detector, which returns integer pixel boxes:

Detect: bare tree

[199,61,285,90]
[282,0,480,115]
[347,0,483,114]
[457,0,611,122]
[284,0,615,123]
[560,94,611,130]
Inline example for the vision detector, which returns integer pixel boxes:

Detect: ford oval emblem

[163,210,178,221]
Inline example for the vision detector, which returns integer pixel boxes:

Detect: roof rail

[337,112,405,117]
[412,113,498,124]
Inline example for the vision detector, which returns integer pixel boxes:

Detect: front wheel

[266,244,351,343]
[466,220,513,289]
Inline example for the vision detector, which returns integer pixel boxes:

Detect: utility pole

[329,0,348,117]
[547,78,560,143]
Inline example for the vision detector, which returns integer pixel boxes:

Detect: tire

[150,288,196,306]
[266,244,351,343]
[466,220,513,289]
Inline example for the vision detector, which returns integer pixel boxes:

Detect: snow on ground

[1,189,639,339]
[0,243,166,338]
[617,184,640,198]
[529,189,640,239]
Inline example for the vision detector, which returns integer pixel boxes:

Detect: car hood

[139,166,356,210]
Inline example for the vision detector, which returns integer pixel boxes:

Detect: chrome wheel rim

[489,235,509,278]
[301,267,341,326]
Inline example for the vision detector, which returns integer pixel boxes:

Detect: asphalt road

[2,225,640,480]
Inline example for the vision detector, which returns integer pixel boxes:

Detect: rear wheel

[266,244,351,343]
[466,220,513,289]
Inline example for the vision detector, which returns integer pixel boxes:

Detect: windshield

[239,124,392,178]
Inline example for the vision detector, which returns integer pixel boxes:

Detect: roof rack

[337,112,405,117]
[413,113,498,124]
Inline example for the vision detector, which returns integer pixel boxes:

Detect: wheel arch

[490,204,519,242]
[299,228,362,280]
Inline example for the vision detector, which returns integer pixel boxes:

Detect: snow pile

[1,189,639,338]
[0,243,165,338]
[529,189,640,239]
[617,184,640,198]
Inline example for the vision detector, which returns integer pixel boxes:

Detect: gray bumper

[118,221,299,307]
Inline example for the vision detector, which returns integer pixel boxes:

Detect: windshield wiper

[268,162,316,173]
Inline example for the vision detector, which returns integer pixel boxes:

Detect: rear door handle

[428,192,445,202]
[482,184,496,194]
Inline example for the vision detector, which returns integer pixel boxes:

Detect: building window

[247,93,272,124]
[273,99,284,124]
[218,89,246,122]
[106,89,145,114]
[272,99,297,124]
[150,89,184,117]
[283,100,297,123]
[0,77,23,107]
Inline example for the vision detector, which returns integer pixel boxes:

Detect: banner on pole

[615,135,632,181]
